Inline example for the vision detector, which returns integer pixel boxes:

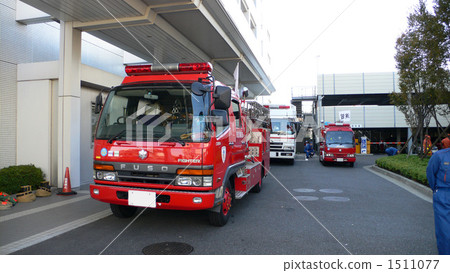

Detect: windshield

[96,85,210,143]
[326,131,354,146]
[271,119,296,135]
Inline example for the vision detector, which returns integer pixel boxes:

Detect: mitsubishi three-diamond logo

[139,149,148,160]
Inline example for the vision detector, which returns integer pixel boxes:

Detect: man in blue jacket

[304,141,314,161]
[385,146,399,156]
[426,141,450,254]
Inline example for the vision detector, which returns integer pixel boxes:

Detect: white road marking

[0,209,111,254]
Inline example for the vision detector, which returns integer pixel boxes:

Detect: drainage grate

[142,242,193,255]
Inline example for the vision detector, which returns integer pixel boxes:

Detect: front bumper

[323,156,356,163]
[270,151,295,159]
[90,183,216,211]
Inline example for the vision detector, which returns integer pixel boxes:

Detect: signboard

[361,136,367,154]
[338,111,351,122]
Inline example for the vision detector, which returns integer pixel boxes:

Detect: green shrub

[0,165,45,194]
[375,154,429,186]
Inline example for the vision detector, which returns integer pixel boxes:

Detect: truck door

[230,100,245,164]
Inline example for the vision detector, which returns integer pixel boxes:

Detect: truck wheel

[349,162,354,167]
[208,180,233,226]
[110,204,138,218]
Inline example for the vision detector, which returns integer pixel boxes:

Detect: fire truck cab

[90,62,270,226]
[265,104,298,165]
[319,123,356,167]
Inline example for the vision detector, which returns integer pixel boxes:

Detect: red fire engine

[90,62,270,226]
[319,123,356,167]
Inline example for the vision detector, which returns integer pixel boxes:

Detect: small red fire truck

[319,123,356,167]
[90,62,270,226]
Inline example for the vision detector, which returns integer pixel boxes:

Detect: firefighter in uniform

[423,135,432,156]
[426,140,450,254]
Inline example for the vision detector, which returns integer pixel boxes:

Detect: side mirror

[211,109,229,127]
[214,86,231,110]
[94,92,103,114]
[191,82,207,96]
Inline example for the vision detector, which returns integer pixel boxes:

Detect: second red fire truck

[90,62,270,226]
[319,123,356,167]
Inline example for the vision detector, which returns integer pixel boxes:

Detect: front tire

[209,180,233,226]
[110,204,138,218]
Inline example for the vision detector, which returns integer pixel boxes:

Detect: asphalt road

[13,154,437,255]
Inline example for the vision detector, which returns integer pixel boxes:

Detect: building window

[250,16,257,37]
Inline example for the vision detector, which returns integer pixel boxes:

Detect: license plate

[128,190,156,208]
[336,158,344,162]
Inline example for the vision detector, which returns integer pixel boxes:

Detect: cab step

[235,189,251,199]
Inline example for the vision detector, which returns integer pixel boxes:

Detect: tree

[391,0,450,157]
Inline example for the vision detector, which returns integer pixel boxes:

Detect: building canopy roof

[21,0,275,98]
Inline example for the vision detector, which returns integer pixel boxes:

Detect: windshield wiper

[107,129,126,144]
[164,137,186,146]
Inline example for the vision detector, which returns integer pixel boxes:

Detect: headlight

[95,171,117,181]
[175,176,213,187]
[325,153,333,157]
[176,176,193,186]
[283,144,294,150]
[347,154,355,157]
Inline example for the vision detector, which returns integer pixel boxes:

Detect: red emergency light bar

[125,62,213,76]
[326,123,350,127]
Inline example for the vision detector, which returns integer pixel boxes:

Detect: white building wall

[318,72,400,95]
[16,80,53,180]
[364,72,397,94]
[219,0,271,72]
[0,0,128,171]
[334,74,364,95]
[365,106,396,128]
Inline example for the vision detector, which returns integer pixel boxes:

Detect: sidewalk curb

[367,165,433,201]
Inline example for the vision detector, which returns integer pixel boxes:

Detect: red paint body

[319,123,356,165]
[90,64,270,214]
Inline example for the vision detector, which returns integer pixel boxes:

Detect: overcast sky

[262,0,420,105]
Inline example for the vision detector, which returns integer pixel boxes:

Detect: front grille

[116,191,170,203]
[117,171,176,184]
[270,142,285,151]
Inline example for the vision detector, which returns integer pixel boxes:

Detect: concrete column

[58,21,81,188]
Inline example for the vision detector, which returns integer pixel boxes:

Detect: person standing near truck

[426,140,450,254]
[423,135,432,156]
[304,141,314,161]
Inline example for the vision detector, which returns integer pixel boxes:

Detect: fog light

[193,197,202,204]
[93,189,99,195]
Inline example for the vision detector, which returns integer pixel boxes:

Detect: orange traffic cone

[57,167,77,195]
